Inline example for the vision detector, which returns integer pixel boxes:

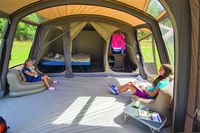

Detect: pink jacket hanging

[111,33,126,50]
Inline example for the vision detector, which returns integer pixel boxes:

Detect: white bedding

[42,53,91,62]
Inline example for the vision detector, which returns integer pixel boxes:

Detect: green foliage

[137,30,151,41]
[15,22,37,41]
[25,13,45,24]
[15,13,44,41]
[0,13,41,41]
[0,18,7,38]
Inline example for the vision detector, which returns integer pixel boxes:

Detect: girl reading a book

[22,59,58,90]
[109,64,173,98]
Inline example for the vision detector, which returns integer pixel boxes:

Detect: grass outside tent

[9,41,32,68]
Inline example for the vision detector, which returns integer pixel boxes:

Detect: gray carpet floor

[0,76,171,133]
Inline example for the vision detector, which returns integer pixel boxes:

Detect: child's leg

[117,82,137,94]
[46,75,58,83]
[41,75,50,88]
[46,76,53,82]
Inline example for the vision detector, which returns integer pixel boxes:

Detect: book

[138,109,162,123]
[133,75,152,92]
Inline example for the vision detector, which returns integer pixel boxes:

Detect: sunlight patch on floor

[52,96,125,127]
[52,97,91,124]
[79,96,125,127]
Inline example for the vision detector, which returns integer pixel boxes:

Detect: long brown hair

[152,64,173,87]
[23,59,32,68]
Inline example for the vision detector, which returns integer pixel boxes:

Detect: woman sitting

[22,59,58,90]
[109,64,173,99]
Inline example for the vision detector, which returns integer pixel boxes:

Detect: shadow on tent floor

[72,63,104,73]
[0,76,171,133]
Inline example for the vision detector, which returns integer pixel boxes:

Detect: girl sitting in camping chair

[109,64,173,99]
[22,59,58,90]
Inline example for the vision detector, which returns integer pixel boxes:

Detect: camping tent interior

[0,0,198,132]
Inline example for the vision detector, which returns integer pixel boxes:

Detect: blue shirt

[22,68,33,81]
[146,77,170,92]
[22,67,42,82]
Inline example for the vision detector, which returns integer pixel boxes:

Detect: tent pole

[0,20,10,97]
[0,18,18,97]
[29,25,40,59]
[132,29,146,78]
[152,35,157,72]
[63,31,73,78]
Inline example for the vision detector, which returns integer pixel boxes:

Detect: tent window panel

[159,17,174,66]
[24,13,47,24]
[137,28,161,77]
[9,22,37,68]
[146,0,165,18]
[0,18,7,62]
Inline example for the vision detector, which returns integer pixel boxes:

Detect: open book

[138,109,162,123]
[133,75,152,92]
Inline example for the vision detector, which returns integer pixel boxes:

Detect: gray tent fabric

[161,0,192,132]
[184,0,199,131]
[90,22,118,41]
[34,26,49,64]
[63,31,73,78]
[70,22,88,40]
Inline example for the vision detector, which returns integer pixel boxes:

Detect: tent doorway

[72,24,105,72]
[108,32,137,72]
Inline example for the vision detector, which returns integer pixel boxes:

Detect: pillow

[18,70,26,81]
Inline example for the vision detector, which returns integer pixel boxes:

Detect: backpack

[0,116,9,133]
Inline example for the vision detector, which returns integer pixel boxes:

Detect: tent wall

[184,0,200,132]
[72,31,105,63]
[52,29,64,54]
[31,26,49,60]
[160,0,191,132]
[123,30,138,71]
[36,28,64,62]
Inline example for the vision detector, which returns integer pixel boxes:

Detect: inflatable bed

[40,53,91,66]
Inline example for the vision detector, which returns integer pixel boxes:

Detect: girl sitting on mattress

[22,59,58,90]
[109,64,173,99]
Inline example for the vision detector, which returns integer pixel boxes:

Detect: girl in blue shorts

[22,59,58,90]
[109,64,173,99]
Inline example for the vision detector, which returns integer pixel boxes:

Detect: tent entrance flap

[72,24,105,72]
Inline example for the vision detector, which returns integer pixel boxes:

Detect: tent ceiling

[0,0,39,14]
[0,0,166,26]
[36,5,145,26]
[0,0,150,14]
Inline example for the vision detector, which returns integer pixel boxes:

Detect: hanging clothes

[111,32,126,50]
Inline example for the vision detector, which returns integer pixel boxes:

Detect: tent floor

[0,76,171,133]
[72,63,104,72]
